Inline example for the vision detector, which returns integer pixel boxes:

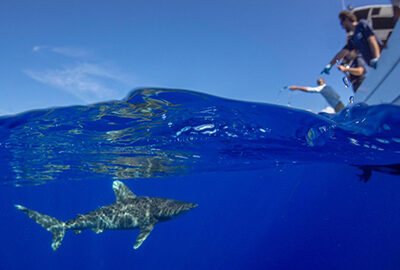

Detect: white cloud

[32,45,45,52]
[25,63,133,103]
[27,45,136,103]
[32,45,89,58]
[51,47,90,58]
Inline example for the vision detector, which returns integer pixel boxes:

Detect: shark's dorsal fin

[112,181,136,203]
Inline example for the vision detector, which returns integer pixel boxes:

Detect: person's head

[343,49,359,63]
[317,78,325,85]
[339,10,358,32]
[348,49,359,59]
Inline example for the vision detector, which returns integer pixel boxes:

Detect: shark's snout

[177,202,198,213]
[187,202,198,210]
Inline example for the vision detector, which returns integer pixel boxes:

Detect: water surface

[0,88,399,269]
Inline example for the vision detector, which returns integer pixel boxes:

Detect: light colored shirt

[306,85,325,93]
[306,84,341,108]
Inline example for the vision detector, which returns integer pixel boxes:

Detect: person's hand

[370,58,379,69]
[289,86,296,90]
[337,65,347,72]
[320,64,332,74]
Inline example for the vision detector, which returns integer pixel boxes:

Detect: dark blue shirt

[344,20,383,65]
[349,55,367,91]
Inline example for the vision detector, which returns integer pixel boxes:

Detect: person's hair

[339,10,357,23]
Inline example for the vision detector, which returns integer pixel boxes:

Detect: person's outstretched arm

[368,35,381,68]
[368,35,381,59]
[321,49,350,74]
[329,49,350,66]
[289,86,309,92]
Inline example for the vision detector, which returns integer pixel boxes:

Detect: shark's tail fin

[15,204,66,251]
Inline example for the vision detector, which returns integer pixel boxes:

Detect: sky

[0,0,393,115]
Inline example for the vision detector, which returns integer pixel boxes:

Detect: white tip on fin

[133,224,155,249]
[112,181,136,203]
[15,204,26,210]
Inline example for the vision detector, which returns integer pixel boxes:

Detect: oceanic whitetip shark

[15,181,198,251]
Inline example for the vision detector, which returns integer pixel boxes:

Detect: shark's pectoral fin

[134,224,155,249]
[92,228,104,234]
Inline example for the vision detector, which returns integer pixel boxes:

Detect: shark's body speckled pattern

[15,181,197,250]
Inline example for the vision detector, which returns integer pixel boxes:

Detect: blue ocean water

[0,88,400,269]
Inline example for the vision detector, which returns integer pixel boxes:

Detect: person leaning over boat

[288,78,345,113]
[337,49,366,92]
[321,10,382,74]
